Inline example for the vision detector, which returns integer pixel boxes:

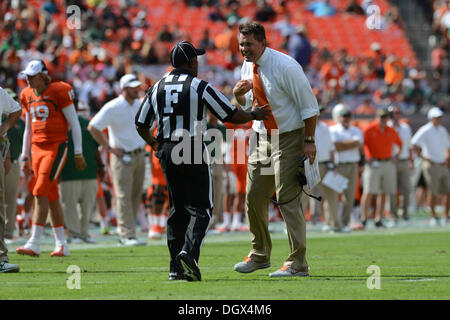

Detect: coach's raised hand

[232,79,253,106]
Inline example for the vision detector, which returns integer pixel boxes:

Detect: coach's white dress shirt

[329,123,363,164]
[388,121,412,160]
[315,121,335,163]
[239,47,319,134]
[411,122,449,163]
[89,95,146,152]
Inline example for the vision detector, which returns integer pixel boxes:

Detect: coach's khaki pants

[363,161,397,194]
[60,179,98,239]
[422,160,450,195]
[110,152,146,239]
[5,161,20,238]
[300,163,339,228]
[300,183,322,224]
[246,128,308,271]
[389,160,411,219]
[318,163,340,228]
[337,162,358,227]
[0,155,9,262]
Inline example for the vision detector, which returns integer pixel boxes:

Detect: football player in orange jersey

[145,128,169,240]
[146,151,169,239]
[228,121,251,232]
[215,113,251,232]
[16,60,87,257]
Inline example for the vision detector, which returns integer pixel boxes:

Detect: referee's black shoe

[176,251,201,281]
[168,272,185,281]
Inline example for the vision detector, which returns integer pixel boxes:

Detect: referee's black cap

[170,41,205,68]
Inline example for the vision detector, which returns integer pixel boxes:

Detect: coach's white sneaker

[50,245,70,257]
[82,237,98,244]
[440,218,448,226]
[341,226,352,233]
[67,237,83,244]
[429,217,438,227]
[234,256,271,273]
[118,237,146,247]
[321,225,332,232]
[269,265,309,278]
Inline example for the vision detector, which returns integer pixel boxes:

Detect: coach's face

[125,86,140,100]
[431,116,442,126]
[238,33,266,63]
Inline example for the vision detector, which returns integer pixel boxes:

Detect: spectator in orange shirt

[383,54,404,86]
[214,21,240,64]
[365,42,385,73]
[360,108,402,228]
[320,56,345,91]
[431,42,447,75]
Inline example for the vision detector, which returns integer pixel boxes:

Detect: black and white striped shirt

[135,69,237,142]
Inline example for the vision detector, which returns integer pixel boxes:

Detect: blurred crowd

[1,0,448,120]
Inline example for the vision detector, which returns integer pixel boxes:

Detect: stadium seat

[17,0,417,69]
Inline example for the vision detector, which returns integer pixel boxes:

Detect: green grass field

[1,226,449,300]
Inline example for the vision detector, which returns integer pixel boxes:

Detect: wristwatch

[251,110,258,120]
[304,135,315,144]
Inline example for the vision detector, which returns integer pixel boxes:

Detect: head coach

[232,21,320,278]
[135,40,270,281]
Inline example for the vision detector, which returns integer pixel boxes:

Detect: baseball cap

[119,74,142,90]
[170,41,205,68]
[332,103,351,122]
[335,103,351,116]
[21,60,48,76]
[376,108,390,118]
[427,107,444,120]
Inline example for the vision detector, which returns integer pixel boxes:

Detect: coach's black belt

[339,161,358,165]
[127,147,145,155]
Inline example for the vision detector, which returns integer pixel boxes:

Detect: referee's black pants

[156,142,212,273]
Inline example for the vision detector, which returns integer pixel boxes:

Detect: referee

[135,41,270,281]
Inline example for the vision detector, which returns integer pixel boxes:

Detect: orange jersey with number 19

[20,81,75,144]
